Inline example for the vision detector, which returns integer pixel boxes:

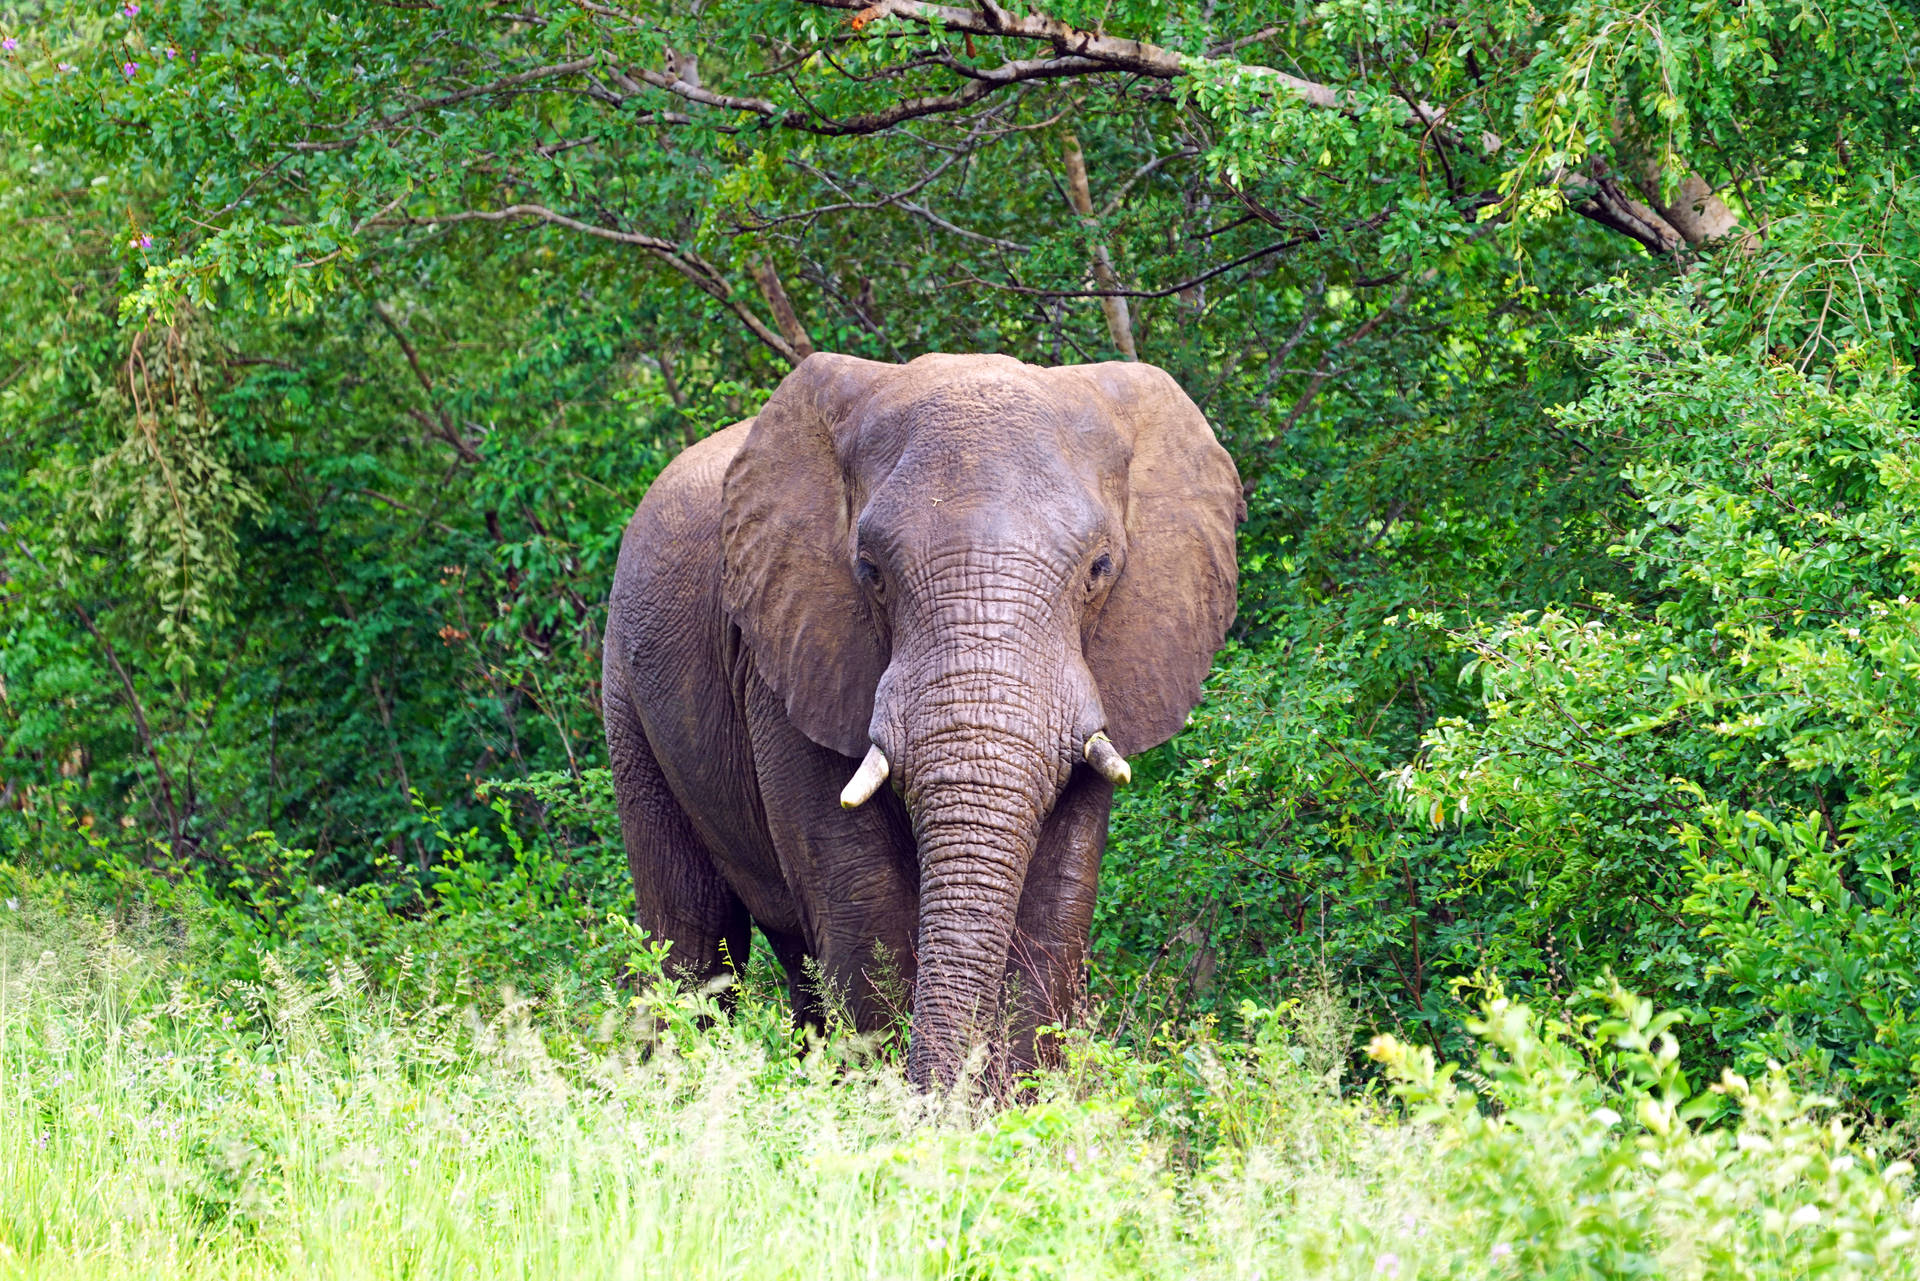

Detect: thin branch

[0,517,188,856]
[286,57,601,152]
[739,150,968,232]
[373,205,800,362]
[383,202,678,251]
[372,302,480,462]
[610,0,1735,251]
[971,209,1392,299]
[354,487,460,536]
[1100,146,1198,217]
[608,50,1111,135]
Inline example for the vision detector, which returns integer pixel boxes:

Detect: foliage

[1395,288,1920,1113]
[11,777,633,1009]
[4,0,1920,1130]
[1371,981,1920,1277]
[4,879,1918,1279]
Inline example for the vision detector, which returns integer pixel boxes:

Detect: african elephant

[601,351,1242,1088]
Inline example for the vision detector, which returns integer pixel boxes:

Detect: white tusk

[840,743,891,809]
[1084,732,1131,786]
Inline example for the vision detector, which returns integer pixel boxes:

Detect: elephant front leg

[742,673,920,1040]
[605,673,753,997]
[1004,769,1114,1075]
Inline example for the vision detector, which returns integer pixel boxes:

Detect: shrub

[1395,286,1920,1115]
[4,875,1916,1279]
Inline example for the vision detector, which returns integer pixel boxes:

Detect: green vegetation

[6,0,1920,1269]
[5,870,1919,1279]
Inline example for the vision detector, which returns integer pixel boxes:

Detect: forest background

[4,0,1920,1131]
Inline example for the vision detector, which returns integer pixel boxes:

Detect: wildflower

[1491,1242,1512,1261]
[121,60,137,76]
[164,45,176,59]
[1374,1254,1401,1278]
[1,37,18,52]
[4,897,17,911]
[122,2,139,15]
[58,62,75,72]
[129,234,152,249]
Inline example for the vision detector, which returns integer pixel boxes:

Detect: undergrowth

[2,860,1917,1280]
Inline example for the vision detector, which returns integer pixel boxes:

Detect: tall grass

[2,886,1916,1279]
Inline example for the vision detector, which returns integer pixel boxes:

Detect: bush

[2,771,635,1009]
[4,871,1917,1279]
[1395,286,1920,1115]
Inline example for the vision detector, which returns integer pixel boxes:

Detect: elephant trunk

[906,764,1052,1086]
[883,657,1080,1090]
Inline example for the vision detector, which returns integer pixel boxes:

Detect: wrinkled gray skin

[602,352,1242,1089]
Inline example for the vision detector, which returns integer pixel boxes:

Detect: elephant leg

[760,926,826,1035]
[605,677,751,996]
[1005,769,1114,1074]
[740,672,919,1040]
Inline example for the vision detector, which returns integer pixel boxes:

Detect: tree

[3,0,1917,1101]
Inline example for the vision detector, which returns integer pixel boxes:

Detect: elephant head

[721,352,1242,1087]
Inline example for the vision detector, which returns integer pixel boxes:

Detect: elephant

[601,351,1242,1089]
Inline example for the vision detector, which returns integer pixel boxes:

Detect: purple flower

[58,61,76,72]
[164,45,176,59]
[122,2,139,16]
[121,60,137,76]
[1,37,18,53]
[129,234,153,249]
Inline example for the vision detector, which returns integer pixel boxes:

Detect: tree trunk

[1631,158,1750,249]
[1060,132,1137,361]
[656,348,697,449]
[748,257,817,359]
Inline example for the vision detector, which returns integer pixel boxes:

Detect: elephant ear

[1058,363,1244,757]
[721,353,896,759]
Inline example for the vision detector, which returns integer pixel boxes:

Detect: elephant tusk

[1084,732,1131,786]
[840,743,891,809]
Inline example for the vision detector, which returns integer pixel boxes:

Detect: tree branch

[608,51,1112,135]
[1564,170,1690,256]
[374,204,800,363]
[626,0,1741,252]
[0,517,188,857]
[373,303,482,462]
[966,209,1393,299]
[1061,131,1136,358]
[288,57,602,152]
[748,257,818,358]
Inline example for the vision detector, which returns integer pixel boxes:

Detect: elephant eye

[856,555,884,595]
[1087,553,1115,594]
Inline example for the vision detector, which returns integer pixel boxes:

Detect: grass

[2,879,1918,1279]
